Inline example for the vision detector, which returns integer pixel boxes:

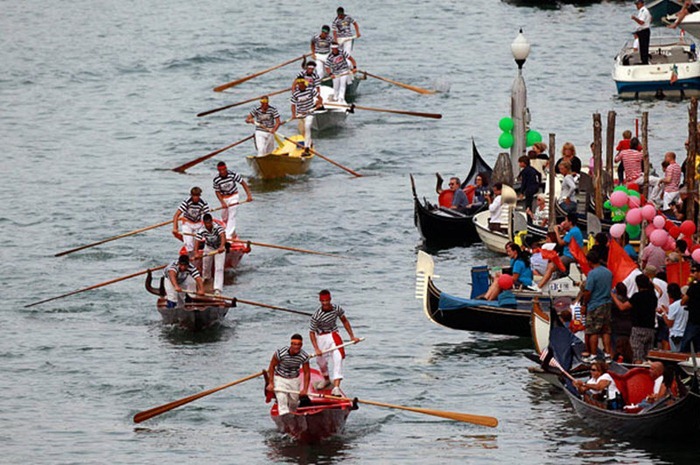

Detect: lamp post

[510,29,531,179]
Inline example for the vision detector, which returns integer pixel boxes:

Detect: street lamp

[510,29,531,178]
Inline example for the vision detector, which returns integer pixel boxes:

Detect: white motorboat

[612,33,700,98]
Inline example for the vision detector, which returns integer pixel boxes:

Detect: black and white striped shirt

[274,346,310,379]
[325,51,352,75]
[311,33,332,55]
[213,169,243,196]
[249,105,280,130]
[309,304,345,334]
[290,86,319,115]
[332,15,356,38]
[178,197,210,222]
[195,223,225,249]
[296,70,321,90]
[163,260,201,284]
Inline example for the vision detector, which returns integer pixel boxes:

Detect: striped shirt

[332,15,356,38]
[618,149,643,183]
[290,86,319,115]
[664,162,682,193]
[296,70,321,90]
[178,197,210,222]
[163,260,201,284]
[309,304,345,333]
[249,105,280,130]
[213,169,243,196]
[325,51,352,75]
[195,223,225,249]
[274,346,310,379]
[311,33,332,55]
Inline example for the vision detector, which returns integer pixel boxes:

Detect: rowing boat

[313,85,350,131]
[246,134,314,179]
[472,185,528,254]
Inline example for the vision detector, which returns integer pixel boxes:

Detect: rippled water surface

[2,1,697,463]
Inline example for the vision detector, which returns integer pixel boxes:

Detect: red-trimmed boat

[266,368,356,443]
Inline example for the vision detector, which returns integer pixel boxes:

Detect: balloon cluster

[497,117,542,149]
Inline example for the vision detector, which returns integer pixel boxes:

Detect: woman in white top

[574,361,622,410]
[486,182,503,232]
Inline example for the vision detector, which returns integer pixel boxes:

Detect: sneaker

[604,353,612,363]
[528,284,541,292]
[314,379,331,390]
[331,387,342,397]
[582,355,595,364]
[214,290,221,296]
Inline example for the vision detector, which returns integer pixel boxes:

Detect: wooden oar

[360,70,436,95]
[213,54,307,92]
[203,293,312,316]
[325,102,442,119]
[276,132,362,177]
[197,87,292,118]
[171,135,254,173]
[231,239,344,258]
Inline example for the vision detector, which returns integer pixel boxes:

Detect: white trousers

[297,115,314,148]
[339,39,353,56]
[663,191,680,210]
[181,221,202,252]
[274,375,300,416]
[255,130,274,156]
[315,332,344,381]
[315,54,328,79]
[221,193,239,239]
[332,75,349,103]
[164,275,196,306]
[202,246,225,292]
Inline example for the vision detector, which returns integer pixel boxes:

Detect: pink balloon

[610,223,626,239]
[653,215,666,229]
[645,223,657,238]
[693,249,700,263]
[650,229,669,247]
[628,196,641,208]
[663,236,677,251]
[610,190,629,208]
[626,208,643,226]
[641,204,656,221]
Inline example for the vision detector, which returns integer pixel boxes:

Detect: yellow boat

[246,134,314,179]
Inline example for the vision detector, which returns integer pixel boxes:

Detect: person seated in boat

[332,6,361,56]
[172,186,210,255]
[573,360,623,410]
[554,142,582,175]
[296,60,322,92]
[246,95,281,157]
[483,243,534,301]
[526,194,548,228]
[537,212,584,290]
[266,333,311,416]
[528,142,549,187]
[194,214,227,296]
[638,362,673,408]
[309,290,361,397]
[517,156,541,211]
[485,182,504,232]
[447,177,469,213]
[589,232,609,267]
[310,25,332,79]
[324,42,357,104]
[558,161,578,215]
[163,254,205,308]
[465,173,491,214]
[291,77,323,155]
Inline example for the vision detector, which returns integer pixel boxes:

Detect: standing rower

[332,7,361,55]
[245,96,281,156]
[194,213,226,295]
[309,290,360,396]
[324,43,357,104]
[291,78,323,154]
[163,254,205,308]
[172,186,210,255]
[213,161,253,240]
[310,26,332,79]
[296,60,322,91]
[266,333,311,416]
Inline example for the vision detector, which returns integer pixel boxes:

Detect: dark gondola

[411,140,492,249]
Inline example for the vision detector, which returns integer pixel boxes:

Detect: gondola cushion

[608,368,655,405]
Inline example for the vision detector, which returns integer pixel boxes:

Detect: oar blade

[356,399,498,428]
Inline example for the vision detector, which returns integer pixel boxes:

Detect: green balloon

[604,200,612,209]
[629,190,640,198]
[626,223,641,239]
[499,117,514,132]
[613,185,628,193]
[612,211,625,222]
[498,132,514,149]
[526,130,542,146]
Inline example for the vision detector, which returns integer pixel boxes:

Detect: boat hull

[246,134,314,179]
[156,300,231,330]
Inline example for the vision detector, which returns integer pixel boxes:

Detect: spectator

[662,283,688,352]
[611,274,658,363]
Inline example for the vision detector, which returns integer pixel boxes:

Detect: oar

[213,54,307,92]
[133,338,364,424]
[337,35,358,45]
[171,135,254,173]
[197,87,292,118]
[277,390,497,427]
[276,132,362,178]
[360,70,436,95]
[203,293,312,316]
[231,239,345,259]
[325,102,442,119]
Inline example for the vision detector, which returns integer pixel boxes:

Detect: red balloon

[498,274,514,290]
[669,226,681,239]
[680,220,697,237]
[627,183,640,192]
[665,220,675,231]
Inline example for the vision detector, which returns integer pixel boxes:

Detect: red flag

[666,261,691,287]
[541,248,566,272]
[569,238,591,275]
[608,240,639,286]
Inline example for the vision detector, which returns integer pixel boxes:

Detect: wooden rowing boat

[267,368,356,443]
[246,134,314,179]
[313,85,350,131]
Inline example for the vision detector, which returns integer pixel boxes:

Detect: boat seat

[608,367,655,405]
[669,46,690,63]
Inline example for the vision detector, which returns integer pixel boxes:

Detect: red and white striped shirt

[618,149,643,183]
[664,162,682,193]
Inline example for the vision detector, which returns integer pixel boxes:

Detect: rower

[324,43,357,104]
[172,186,210,255]
[245,95,281,157]
[163,254,204,308]
[291,78,323,154]
[296,60,322,92]
[309,290,360,397]
[194,213,226,296]
[213,161,253,240]
[310,26,332,79]
[332,6,361,56]
[266,333,311,416]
